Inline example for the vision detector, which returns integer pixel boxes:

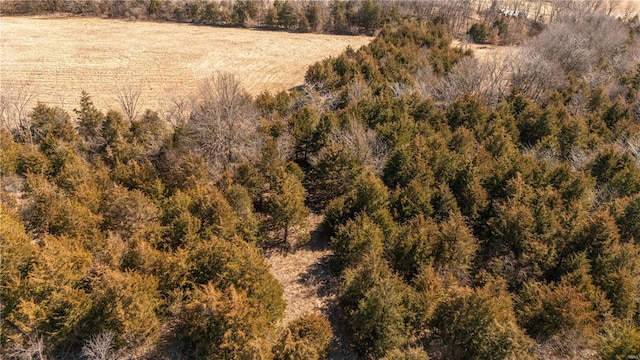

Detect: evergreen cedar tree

[2,6,640,360]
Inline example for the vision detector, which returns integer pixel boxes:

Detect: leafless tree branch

[81,331,124,360]
[0,82,37,141]
[115,84,142,122]
[328,117,388,174]
[162,91,196,128]
[296,82,340,114]
[185,72,262,177]
[6,336,48,360]
[438,53,513,105]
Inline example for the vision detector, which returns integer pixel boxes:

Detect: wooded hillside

[2,2,640,359]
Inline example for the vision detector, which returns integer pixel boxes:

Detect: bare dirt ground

[0,16,372,112]
[266,214,356,359]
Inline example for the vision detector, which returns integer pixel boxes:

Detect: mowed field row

[1,16,372,112]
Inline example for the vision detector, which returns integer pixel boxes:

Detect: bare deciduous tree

[530,13,628,75]
[346,75,372,103]
[529,0,546,23]
[162,91,195,127]
[81,331,122,360]
[6,336,48,360]
[512,48,566,101]
[634,95,640,124]
[617,135,640,169]
[0,82,37,140]
[296,82,340,115]
[276,131,295,162]
[568,148,596,171]
[327,117,388,174]
[438,57,484,102]
[438,54,512,105]
[115,84,142,122]
[185,72,262,176]
[412,65,441,99]
[512,12,634,100]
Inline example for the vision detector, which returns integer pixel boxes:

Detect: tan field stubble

[0,16,372,112]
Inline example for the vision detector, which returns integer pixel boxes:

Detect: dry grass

[0,16,372,112]
[267,243,333,322]
[266,213,356,359]
[266,214,334,324]
[451,38,517,60]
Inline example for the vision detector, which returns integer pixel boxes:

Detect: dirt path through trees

[266,214,356,359]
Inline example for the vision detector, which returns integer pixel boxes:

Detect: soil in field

[0,16,372,112]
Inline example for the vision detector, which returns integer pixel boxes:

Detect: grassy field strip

[1,16,372,112]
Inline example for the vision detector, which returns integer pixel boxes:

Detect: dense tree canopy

[2,3,640,359]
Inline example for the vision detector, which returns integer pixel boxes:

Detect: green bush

[332,214,385,271]
[432,280,533,360]
[468,22,492,44]
[273,313,333,360]
[600,321,640,360]
[187,236,285,323]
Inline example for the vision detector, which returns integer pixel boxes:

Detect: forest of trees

[3,0,637,36]
[2,1,640,359]
[0,0,395,35]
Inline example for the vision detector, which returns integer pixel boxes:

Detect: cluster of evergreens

[2,5,640,360]
[262,15,639,359]
[1,90,323,357]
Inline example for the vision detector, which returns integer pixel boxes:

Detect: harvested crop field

[0,16,372,112]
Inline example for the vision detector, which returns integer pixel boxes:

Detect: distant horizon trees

[2,5,640,359]
[0,0,396,35]
[4,0,635,38]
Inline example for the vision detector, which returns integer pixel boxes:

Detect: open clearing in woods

[266,214,356,359]
[0,16,372,112]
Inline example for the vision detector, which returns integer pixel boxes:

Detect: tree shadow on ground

[297,223,358,360]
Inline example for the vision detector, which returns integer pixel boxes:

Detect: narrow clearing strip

[265,214,356,359]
